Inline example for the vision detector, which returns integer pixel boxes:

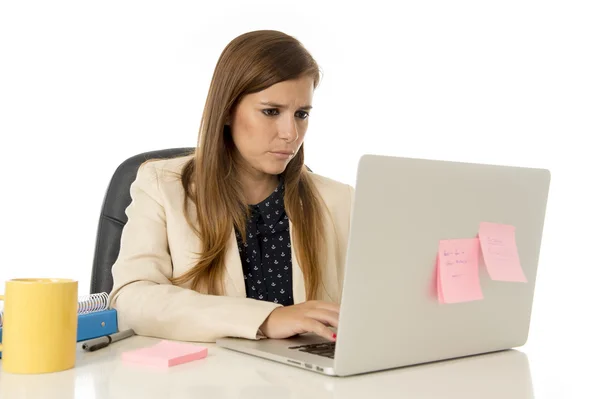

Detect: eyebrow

[259,101,313,110]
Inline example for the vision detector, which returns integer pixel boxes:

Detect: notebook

[121,340,208,368]
[74,292,118,341]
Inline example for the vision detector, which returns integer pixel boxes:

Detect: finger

[310,301,341,314]
[303,318,336,342]
[305,309,340,328]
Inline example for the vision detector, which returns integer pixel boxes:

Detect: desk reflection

[104,345,533,399]
[0,341,533,399]
[0,366,76,399]
[255,349,533,399]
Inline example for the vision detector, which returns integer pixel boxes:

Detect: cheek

[298,128,308,141]
[295,128,308,145]
[232,117,271,156]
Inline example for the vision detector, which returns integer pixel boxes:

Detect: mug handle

[0,294,3,351]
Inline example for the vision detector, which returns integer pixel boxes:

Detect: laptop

[217,154,551,376]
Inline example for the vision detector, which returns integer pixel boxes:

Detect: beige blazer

[108,155,354,343]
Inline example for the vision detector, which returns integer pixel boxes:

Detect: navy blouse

[235,180,294,306]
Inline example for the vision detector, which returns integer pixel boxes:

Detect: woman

[109,30,354,343]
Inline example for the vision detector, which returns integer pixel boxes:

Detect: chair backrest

[89,147,195,294]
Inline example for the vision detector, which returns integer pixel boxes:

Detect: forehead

[245,76,314,105]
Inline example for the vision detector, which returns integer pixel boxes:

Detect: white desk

[0,335,553,399]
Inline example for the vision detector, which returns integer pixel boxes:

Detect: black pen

[82,329,135,352]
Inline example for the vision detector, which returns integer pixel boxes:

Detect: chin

[260,160,289,175]
[261,165,287,176]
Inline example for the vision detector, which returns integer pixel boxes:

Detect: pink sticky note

[437,238,484,304]
[436,254,445,303]
[122,340,208,368]
[478,222,527,282]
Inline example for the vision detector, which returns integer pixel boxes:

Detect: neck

[239,168,279,205]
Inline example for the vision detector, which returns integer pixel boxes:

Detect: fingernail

[333,333,337,339]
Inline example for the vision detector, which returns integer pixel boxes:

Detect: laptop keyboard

[289,342,336,359]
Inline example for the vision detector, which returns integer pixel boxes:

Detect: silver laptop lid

[334,154,550,376]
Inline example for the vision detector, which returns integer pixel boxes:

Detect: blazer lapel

[224,227,246,297]
[290,220,306,304]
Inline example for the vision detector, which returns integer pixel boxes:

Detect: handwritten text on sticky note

[478,222,527,282]
[437,238,483,304]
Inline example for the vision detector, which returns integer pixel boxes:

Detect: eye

[262,108,279,116]
[295,111,309,120]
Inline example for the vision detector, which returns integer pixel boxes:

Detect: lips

[269,150,295,160]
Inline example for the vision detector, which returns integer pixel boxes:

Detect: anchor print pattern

[235,179,293,306]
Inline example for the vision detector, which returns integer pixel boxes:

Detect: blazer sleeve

[108,162,281,343]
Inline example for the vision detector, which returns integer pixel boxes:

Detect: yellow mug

[0,278,78,374]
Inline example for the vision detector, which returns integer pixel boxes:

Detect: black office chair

[89,147,195,294]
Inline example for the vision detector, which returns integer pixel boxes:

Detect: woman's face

[229,75,314,177]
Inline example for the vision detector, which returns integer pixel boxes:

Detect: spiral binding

[78,292,109,314]
[0,293,108,327]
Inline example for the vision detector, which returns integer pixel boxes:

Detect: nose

[278,115,299,143]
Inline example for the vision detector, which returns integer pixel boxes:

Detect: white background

[0,0,598,397]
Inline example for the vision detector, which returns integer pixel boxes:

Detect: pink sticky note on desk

[478,222,527,282]
[122,340,208,368]
[437,238,483,304]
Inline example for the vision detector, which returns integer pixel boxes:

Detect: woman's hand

[259,300,339,341]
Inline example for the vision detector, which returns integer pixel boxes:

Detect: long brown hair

[170,30,326,300]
